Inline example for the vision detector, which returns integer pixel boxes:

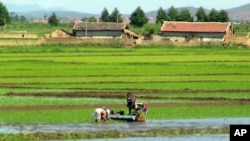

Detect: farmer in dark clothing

[127,92,136,115]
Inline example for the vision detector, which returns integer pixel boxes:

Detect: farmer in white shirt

[93,107,113,122]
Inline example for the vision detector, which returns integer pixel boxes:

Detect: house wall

[162,32,226,42]
[74,30,123,38]
[225,23,234,37]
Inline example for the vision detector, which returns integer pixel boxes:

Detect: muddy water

[69,134,228,141]
[0,117,249,141]
[1,117,249,134]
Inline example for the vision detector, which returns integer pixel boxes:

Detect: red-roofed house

[160,21,233,42]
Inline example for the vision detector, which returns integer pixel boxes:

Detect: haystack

[47,30,71,38]
[135,111,146,122]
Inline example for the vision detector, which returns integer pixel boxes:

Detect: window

[200,36,203,42]
[185,36,188,41]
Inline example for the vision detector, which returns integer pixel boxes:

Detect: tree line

[0,1,230,28]
[83,6,148,28]
[97,6,149,28]
[80,6,230,27]
[10,13,26,23]
[156,6,229,24]
[99,6,229,26]
[0,2,60,27]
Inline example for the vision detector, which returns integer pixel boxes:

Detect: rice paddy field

[0,45,250,140]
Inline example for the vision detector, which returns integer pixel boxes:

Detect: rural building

[72,21,129,38]
[160,21,234,42]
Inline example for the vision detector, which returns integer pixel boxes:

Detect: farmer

[102,107,113,119]
[93,107,108,123]
[126,92,136,115]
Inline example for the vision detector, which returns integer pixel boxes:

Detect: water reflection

[51,134,228,141]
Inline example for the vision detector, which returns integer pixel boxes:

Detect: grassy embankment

[3,23,72,37]
[0,45,249,124]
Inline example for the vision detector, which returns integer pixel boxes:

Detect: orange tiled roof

[161,21,231,33]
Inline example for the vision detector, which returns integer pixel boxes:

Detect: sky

[2,0,250,14]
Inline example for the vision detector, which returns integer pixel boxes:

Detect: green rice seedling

[147,105,250,120]
[0,45,250,124]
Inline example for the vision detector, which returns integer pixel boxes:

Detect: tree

[81,16,97,22]
[196,7,208,22]
[144,23,161,35]
[100,8,110,22]
[166,6,178,21]
[208,8,218,22]
[156,7,167,24]
[109,7,123,23]
[177,9,193,22]
[20,15,27,23]
[48,12,59,26]
[129,6,148,27]
[0,2,10,27]
[217,10,229,22]
[88,16,97,22]
[13,14,19,22]
[81,17,88,22]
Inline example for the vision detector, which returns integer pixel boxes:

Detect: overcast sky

[2,0,250,14]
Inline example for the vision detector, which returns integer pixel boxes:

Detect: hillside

[5,3,66,12]
[227,3,250,21]
[19,11,97,19]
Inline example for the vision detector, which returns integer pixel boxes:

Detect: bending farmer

[93,107,108,123]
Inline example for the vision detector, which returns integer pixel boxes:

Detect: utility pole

[116,12,118,23]
[44,14,47,36]
[85,19,88,37]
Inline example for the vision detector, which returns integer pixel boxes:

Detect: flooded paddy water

[68,134,228,141]
[0,117,249,140]
[1,117,249,134]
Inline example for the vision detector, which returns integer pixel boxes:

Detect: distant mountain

[5,3,98,19]
[227,3,250,21]
[4,3,250,21]
[19,11,97,19]
[6,3,43,12]
[5,3,67,13]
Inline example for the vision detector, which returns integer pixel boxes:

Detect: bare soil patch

[2,90,250,111]
[6,88,250,97]
[0,101,250,111]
